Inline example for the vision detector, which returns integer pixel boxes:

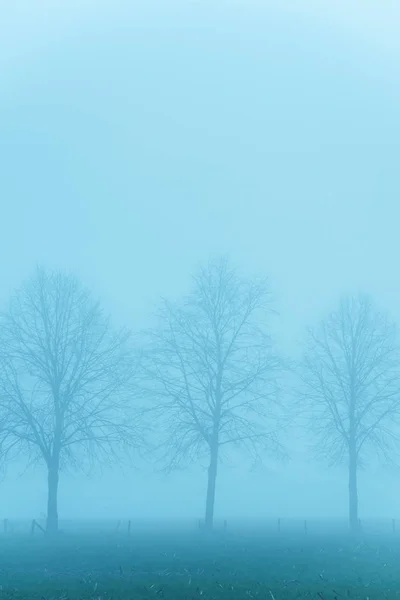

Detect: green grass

[1,527,400,599]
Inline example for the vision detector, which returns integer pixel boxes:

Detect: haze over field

[1,0,400,523]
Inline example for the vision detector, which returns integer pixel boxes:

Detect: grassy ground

[1,527,400,599]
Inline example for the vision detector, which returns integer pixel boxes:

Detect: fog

[1,0,400,525]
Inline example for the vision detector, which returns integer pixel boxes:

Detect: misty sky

[1,0,400,522]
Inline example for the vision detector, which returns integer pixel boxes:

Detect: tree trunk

[46,464,59,534]
[204,444,218,530]
[348,449,358,532]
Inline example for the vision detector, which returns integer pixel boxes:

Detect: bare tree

[142,257,285,529]
[0,267,141,534]
[299,294,400,532]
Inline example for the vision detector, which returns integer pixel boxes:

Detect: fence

[1,517,400,537]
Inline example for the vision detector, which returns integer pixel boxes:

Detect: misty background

[0,0,399,521]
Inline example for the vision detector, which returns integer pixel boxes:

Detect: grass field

[1,522,400,599]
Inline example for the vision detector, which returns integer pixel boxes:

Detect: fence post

[223,519,227,531]
[127,520,131,535]
[278,518,281,533]
[393,518,396,533]
[304,520,308,535]
[34,520,45,534]
[31,519,36,535]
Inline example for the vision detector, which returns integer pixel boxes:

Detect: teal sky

[1,1,400,520]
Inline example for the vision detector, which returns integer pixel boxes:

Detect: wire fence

[1,517,399,537]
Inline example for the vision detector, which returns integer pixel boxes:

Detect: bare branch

[140,257,286,470]
[0,266,144,475]
[298,294,400,467]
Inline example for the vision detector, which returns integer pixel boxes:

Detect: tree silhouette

[300,294,400,531]
[142,257,285,529]
[0,267,141,533]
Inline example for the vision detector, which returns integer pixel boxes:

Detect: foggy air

[0,1,399,598]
